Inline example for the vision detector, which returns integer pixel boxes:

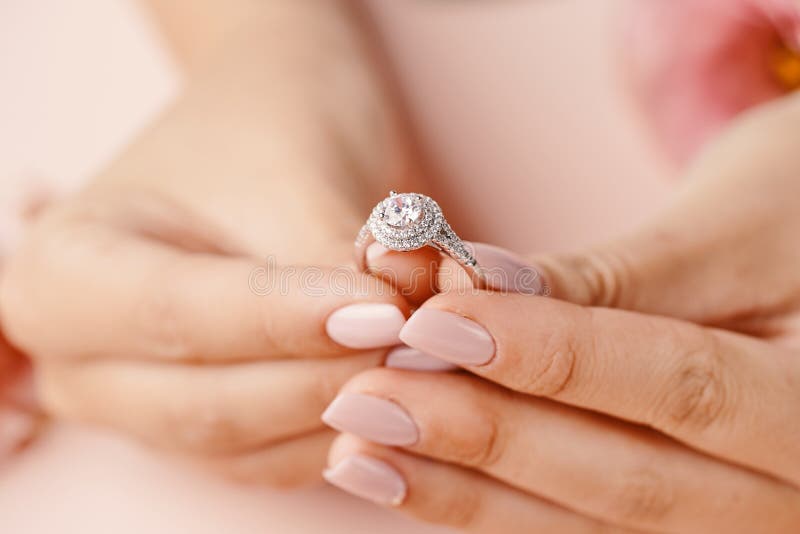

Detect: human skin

[0,0,431,486]
[322,94,800,532]
[4,1,800,532]
[0,181,52,460]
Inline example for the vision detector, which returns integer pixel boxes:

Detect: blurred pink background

[0,1,672,532]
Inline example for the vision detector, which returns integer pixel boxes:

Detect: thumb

[528,231,713,319]
[537,95,800,329]
[463,221,753,330]
[370,94,800,330]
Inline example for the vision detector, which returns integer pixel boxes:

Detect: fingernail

[326,303,405,349]
[366,242,390,263]
[0,407,37,458]
[399,308,495,366]
[384,346,458,372]
[324,454,406,506]
[470,242,543,295]
[323,392,419,446]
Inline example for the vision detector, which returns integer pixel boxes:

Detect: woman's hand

[320,95,800,531]
[0,331,40,461]
[0,178,51,463]
[0,0,417,486]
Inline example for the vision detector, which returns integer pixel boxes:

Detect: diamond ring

[355,191,487,289]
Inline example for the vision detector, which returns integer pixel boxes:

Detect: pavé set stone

[355,191,487,289]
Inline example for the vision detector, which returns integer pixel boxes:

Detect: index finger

[398,292,800,487]
[2,223,410,362]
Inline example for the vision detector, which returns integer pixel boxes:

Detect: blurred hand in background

[0,178,51,465]
[0,0,421,485]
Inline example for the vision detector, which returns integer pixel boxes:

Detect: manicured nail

[324,454,406,506]
[399,308,495,366]
[326,303,405,349]
[385,346,457,372]
[470,242,543,295]
[322,392,418,446]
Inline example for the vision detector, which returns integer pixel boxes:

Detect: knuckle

[609,466,675,524]
[134,262,192,360]
[445,408,504,468]
[654,330,730,433]
[565,248,636,307]
[405,376,506,469]
[469,415,503,468]
[517,315,583,397]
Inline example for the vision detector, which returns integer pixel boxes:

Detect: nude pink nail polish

[384,346,457,372]
[470,242,544,295]
[324,454,406,506]
[322,392,419,446]
[325,303,405,349]
[399,308,495,366]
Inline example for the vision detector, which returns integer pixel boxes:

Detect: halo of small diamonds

[367,192,443,251]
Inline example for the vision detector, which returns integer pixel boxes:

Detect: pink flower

[625,0,800,165]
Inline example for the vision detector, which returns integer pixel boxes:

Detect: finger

[1,364,38,413]
[370,241,546,302]
[0,331,37,412]
[203,429,335,488]
[2,220,410,362]
[436,242,546,296]
[0,405,43,462]
[527,97,800,329]
[37,352,380,455]
[398,293,800,486]
[324,369,800,533]
[364,243,440,306]
[326,434,625,534]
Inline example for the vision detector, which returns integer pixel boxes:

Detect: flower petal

[624,0,800,165]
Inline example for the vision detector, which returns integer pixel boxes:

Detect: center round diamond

[383,194,423,228]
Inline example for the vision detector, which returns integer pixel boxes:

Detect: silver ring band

[354,191,487,290]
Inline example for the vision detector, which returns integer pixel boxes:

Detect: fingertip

[324,303,406,349]
[327,432,370,466]
[470,242,545,295]
[323,451,407,507]
[365,246,440,306]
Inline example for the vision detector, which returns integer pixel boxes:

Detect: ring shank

[354,222,488,290]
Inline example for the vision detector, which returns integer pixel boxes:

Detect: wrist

[98,1,416,199]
